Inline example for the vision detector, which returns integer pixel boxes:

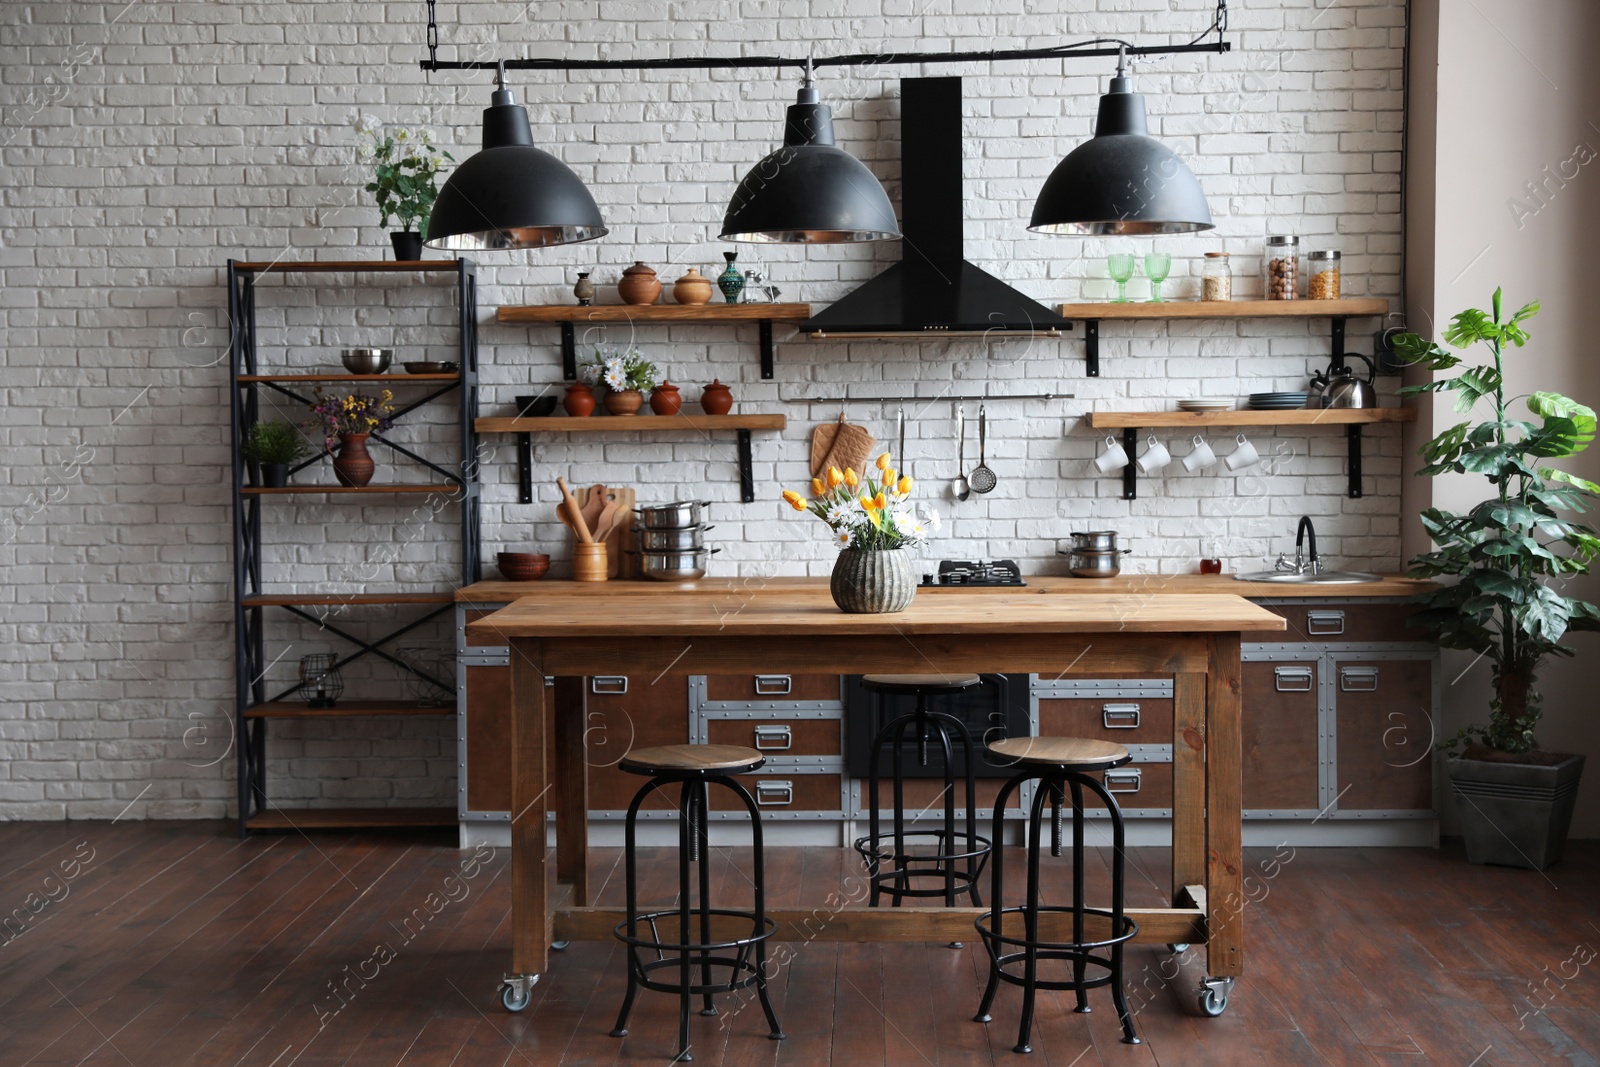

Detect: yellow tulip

[782,490,806,511]
[844,468,859,488]
[876,452,891,471]
[872,491,887,510]
[898,475,913,495]
[811,478,826,497]
[882,467,896,487]
[859,493,875,511]
[827,466,844,488]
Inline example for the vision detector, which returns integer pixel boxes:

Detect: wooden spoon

[580,484,607,536]
[592,499,621,542]
[556,477,593,542]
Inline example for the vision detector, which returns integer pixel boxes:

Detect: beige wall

[1407,0,1600,834]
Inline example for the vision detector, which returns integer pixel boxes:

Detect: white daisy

[893,511,918,537]
[577,364,601,386]
[834,528,855,549]
[825,503,856,526]
[603,369,627,390]
[350,113,380,135]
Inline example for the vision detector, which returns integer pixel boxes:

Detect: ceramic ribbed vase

[830,548,916,614]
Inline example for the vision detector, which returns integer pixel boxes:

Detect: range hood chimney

[802,77,1072,339]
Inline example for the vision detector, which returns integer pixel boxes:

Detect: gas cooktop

[921,559,1026,587]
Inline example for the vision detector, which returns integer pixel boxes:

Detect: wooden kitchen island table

[466,584,1286,1017]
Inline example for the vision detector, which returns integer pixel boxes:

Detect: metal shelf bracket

[737,430,755,502]
[1084,319,1100,377]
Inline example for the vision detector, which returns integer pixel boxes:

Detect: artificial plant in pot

[354,115,451,260]
[242,420,312,488]
[1397,289,1600,869]
[782,452,938,613]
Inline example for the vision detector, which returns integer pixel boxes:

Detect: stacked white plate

[1177,399,1233,412]
[1248,392,1309,410]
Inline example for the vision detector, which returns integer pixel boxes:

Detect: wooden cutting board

[581,484,636,578]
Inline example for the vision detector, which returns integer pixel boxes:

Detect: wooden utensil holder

[572,542,609,582]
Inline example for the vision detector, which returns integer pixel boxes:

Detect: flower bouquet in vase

[308,388,395,487]
[579,345,660,416]
[782,451,937,613]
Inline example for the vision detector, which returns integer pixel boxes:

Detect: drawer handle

[1104,768,1142,794]
[1339,666,1379,692]
[756,780,794,806]
[590,676,628,695]
[1102,704,1141,729]
[754,675,792,696]
[753,725,793,751]
[1306,610,1346,635]
[1274,666,1314,692]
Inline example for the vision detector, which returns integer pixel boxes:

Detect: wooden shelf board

[232,260,466,274]
[1088,408,1418,428]
[238,373,460,383]
[246,807,456,830]
[497,303,812,325]
[242,592,454,607]
[241,484,463,495]
[1056,298,1389,321]
[476,413,787,433]
[245,700,453,719]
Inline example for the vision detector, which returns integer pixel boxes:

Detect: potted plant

[308,389,395,487]
[243,420,312,488]
[353,114,451,260]
[782,452,938,613]
[1396,288,1600,869]
[579,346,659,416]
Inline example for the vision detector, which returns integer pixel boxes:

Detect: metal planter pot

[1447,752,1585,870]
[830,548,916,614]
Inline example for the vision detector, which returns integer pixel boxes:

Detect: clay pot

[650,382,683,415]
[562,382,596,417]
[672,268,714,306]
[332,433,376,487]
[603,389,644,416]
[617,262,662,306]
[700,379,734,416]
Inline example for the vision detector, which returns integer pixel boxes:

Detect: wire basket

[394,646,454,707]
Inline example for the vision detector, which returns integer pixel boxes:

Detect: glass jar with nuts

[1263,235,1299,300]
[1307,250,1341,300]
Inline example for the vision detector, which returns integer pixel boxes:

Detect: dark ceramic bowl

[496,552,551,581]
[516,394,559,417]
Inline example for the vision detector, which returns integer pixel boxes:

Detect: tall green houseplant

[1398,289,1600,757]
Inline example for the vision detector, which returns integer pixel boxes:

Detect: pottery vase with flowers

[308,387,394,489]
[333,433,376,487]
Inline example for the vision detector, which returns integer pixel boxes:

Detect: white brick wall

[0,0,1407,819]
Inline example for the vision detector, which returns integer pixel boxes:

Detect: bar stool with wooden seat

[974,736,1140,1051]
[853,673,992,909]
[610,744,785,1062]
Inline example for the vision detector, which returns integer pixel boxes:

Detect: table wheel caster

[1167,943,1190,954]
[552,940,570,950]
[1197,977,1232,1017]
[500,973,540,1012]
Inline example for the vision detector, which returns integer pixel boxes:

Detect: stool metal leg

[677,780,695,1061]
[611,782,655,1039]
[947,713,985,909]
[1015,782,1051,1054]
[695,779,718,1018]
[1080,774,1140,1045]
[1069,777,1089,1015]
[890,715,909,906]
[974,770,1025,1024]
[724,775,786,1042]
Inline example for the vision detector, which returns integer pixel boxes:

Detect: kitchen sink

[1233,570,1383,584]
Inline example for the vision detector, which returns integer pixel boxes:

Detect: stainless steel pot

[1068,530,1119,552]
[637,547,720,581]
[637,500,712,529]
[1063,548,1131,578]
[340,347,393,374]
[636,524,715,551]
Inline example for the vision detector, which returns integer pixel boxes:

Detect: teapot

[1310,354,1377,409]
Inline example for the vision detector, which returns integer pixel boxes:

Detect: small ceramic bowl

[496,552,551,581]
[516,394,559,417]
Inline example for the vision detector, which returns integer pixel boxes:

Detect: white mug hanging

[1093,434,1130,474]
[1225,433,1261,471]
[1183,434,1217,472]
[1136,434,1172,474]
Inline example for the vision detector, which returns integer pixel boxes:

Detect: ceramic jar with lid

[672,269,713,306]
[618,262,662,306]
[1201,252,1232,301]
[573,271,595,306]
[1307,250,1341,300]
[649,381,683,415]
[700,379,734,415]
[562,382,596,417]
[1263,236,1299,300]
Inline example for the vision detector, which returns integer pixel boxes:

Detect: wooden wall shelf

[241,592,455,607]
[1053,297,1391,378]
[1091,407,1416,501]
[496,303,813,381]
[241,484,463,496]
[245,700,453,719]
[477,413,788,503]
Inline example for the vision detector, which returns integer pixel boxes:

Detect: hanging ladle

[953,407,970,501]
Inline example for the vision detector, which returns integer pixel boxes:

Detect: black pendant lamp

[720,60,900,244]
[425,64,607,251]
[1029,50,1213,235]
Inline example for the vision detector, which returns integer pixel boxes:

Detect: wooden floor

[3,821,1599,1066]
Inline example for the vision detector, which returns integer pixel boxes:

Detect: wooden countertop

[456,573,1432,604]
[466,586,1286,642]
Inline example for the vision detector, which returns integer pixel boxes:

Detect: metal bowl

[341,348,393,375]
[638,547,719,581]
[636,524,714,551]
[1068,530,1119,552]
[1064,548,1129,578]
[637,500,712,529]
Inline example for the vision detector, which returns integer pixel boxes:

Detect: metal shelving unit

[227,258,481,836]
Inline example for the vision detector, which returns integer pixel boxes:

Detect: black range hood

[802,77,1072,339]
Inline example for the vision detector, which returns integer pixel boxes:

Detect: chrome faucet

[1274,516,1322,575]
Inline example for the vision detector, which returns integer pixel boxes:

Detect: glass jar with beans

[1263,235,1299,300]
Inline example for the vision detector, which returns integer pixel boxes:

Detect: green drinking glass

[1106,254,1136,303]
[1144,252,1172,303]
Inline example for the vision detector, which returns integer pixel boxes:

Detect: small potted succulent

[1396,289,1600,869]
[242,420,312,488]
[307,389,395,487]
[782,452,938,613]
[353,114,451,260]
[579,345,660,416]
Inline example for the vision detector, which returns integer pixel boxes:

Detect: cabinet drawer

[1079,763,1173,813]
[574,677,693,813]
[710,773,841,812]
[1038,697,1173,744]
[1251,602,1423,644]
[704,674,842,703]
[1240,662,1320,810]
[706,718,841,756]
[1335,659,1435,811]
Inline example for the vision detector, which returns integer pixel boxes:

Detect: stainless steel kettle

[1314,354,1378,409]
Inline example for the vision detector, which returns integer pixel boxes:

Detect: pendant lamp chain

[425,0,438,70]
